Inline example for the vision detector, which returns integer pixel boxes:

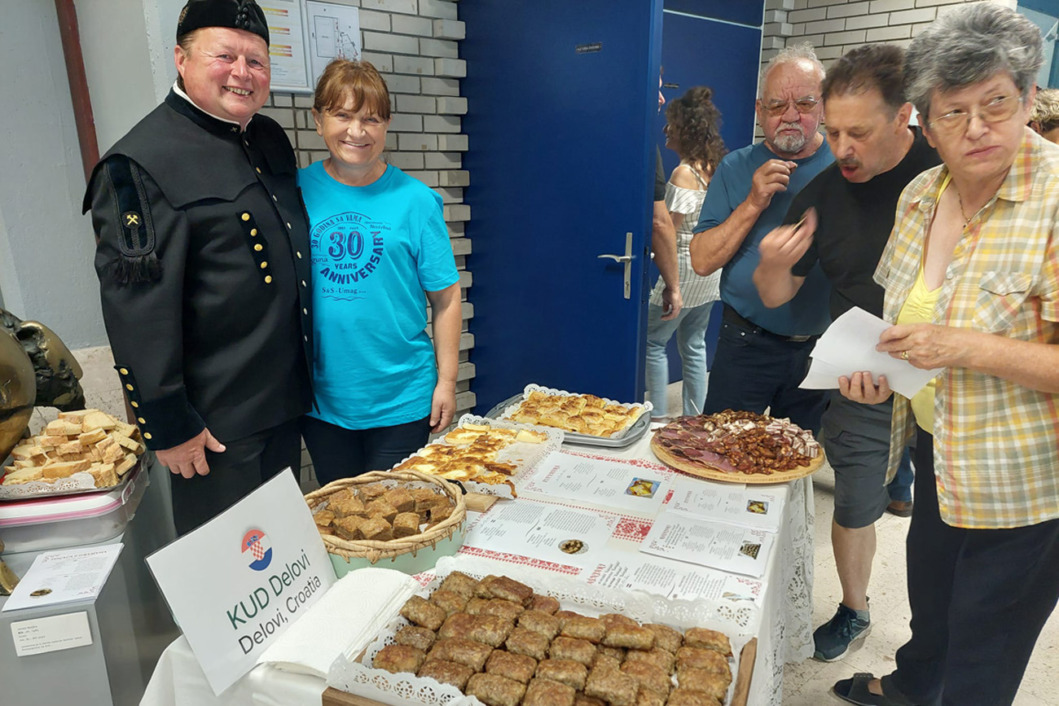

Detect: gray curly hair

[904,3,1043,120]
[759,42,825,99]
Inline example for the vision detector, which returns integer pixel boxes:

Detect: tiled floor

[56,350,1059,704]
[659,379,1058,705]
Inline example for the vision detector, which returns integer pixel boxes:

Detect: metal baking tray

[0,458,141,502]
[484,393,652,449]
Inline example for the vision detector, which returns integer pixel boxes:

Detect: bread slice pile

[3,409,145,489]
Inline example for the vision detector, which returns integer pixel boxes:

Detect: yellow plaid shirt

[875,129,1059,529]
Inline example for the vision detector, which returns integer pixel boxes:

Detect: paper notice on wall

[261,0,311,91]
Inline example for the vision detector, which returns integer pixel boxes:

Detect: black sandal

[833,673,916,706]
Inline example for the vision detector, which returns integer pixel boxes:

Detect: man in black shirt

[753,45,940,662]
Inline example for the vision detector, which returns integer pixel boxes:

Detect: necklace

[953,188,974,228]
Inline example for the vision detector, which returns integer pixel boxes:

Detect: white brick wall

[762,0,995,82]
[260,0,472,482]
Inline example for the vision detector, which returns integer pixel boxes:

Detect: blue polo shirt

[694,140,834,336]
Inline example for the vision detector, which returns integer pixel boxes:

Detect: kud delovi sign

[146,470,336,694]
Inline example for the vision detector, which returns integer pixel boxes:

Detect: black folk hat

[176,0,269,46]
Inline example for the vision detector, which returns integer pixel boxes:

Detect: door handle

[596,232,635,299]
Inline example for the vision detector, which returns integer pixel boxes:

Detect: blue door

[654,2,765,379]
[462,1,665,412]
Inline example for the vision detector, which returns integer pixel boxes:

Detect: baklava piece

[518,609,561,640]
[603,622,656,650]
[620,659,672,696]
[427,637,493,671]
[313,509,335,527]
[485,649,538,684]
[359,516,394,542]
[366,499,398,524]
[528,593,561,615]
[392,512,421,538]
[438,570,479,599]
[675,647,730,679]
[584,662,639,706]
[535,658,589,691]
[575,697,607,706]
[332,516,365,541]
[478,575,534,605]
[438,612,477,641]
[470,614,515,648]
[522,677,576,706]
[666,687,723,705]
[624,646,676,673]
[328,494,366,517]
[400,595,447,631]
[676,667,730,701]
[637,686,668,706]
[477,598,525,621]
[592,653,622,673]
[372,644,425,675]
[643,623,684,653]
[549,636,598,666]
[394,625,436,652]
[600,613,639,630]
[416,658,475,690]
[383,487,415,513]
[505,626,550,661]
[683,628,732,657]
[560,615,606,643]
[430,588,468,616]
[358,483,389,501]
[465,672,526,706]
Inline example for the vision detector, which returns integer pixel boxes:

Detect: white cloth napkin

[255,567,417,678]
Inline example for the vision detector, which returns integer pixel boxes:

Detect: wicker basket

[304,469,466,566]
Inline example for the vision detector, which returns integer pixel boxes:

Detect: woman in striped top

[646,86,727,418]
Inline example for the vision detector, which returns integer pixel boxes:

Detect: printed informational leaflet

[2,543,123,613]
[664,476,786,533]
[641,512,775,579]
[146,470,336,695]
[521,450,671,515]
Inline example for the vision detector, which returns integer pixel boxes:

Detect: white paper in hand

[801,307,942,398]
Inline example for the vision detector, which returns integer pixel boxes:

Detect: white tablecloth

[141,432,815,706]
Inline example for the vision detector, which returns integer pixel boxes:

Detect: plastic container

[0,464,147,554]
[328,523,467,579]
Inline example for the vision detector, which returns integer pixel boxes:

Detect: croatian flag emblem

[242,528,273,572]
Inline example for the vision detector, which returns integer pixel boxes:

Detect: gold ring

[901,350,910,361]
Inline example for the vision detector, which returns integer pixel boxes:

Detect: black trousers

[890,426,1059,705]
[300,414,431,487]
[168,419,302,536]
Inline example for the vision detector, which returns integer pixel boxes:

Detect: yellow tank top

[895,173,950,432]
[896,268,940,431]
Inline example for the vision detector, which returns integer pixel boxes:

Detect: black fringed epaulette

[103,157,162,285]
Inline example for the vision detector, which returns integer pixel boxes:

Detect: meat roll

[416,658,475,690]
[394,625,436,652]
[400,595,446,631]
[485,649,537,684]
[372,644,425,675]
[522,677,576,706]
[535,658,589,691]
[465,672,526,706]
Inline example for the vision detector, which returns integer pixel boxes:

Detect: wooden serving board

[650,436,825,484]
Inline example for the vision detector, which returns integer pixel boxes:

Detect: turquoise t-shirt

[298,162,460,429]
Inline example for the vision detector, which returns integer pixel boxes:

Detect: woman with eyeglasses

[645,87,726,419]
[833,6,1059,706]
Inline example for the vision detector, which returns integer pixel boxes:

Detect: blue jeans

[645,303,713,417]
[888,447,914,503]
[703,311,827,435]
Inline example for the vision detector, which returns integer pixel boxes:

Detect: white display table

[141,433,814,706]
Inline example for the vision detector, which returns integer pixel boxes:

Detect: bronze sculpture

[1,308,87,593]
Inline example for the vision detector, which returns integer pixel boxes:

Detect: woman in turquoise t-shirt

[298,60,461,485]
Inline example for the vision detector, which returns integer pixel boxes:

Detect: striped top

[650,165,721,309]
[875,129,1059,529]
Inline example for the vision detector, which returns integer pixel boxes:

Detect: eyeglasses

[761,97,819,118]
[928,95,1022,136]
